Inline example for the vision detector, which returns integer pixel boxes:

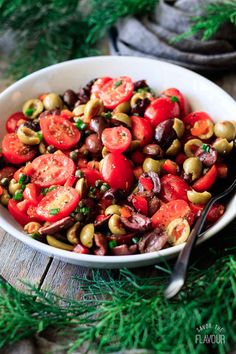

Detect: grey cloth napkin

[110,0,236,71]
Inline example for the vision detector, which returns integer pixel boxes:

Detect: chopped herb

[30,232,40,239]
[95,180,103,188]
[114,80,122,88]
[13,191,23,201]
[171,96,179,103]
[42,186,56,196]
[100,183,110,192]
[132,237,140,244]
[79,207,90,215]
[109,240,117,248]
[75,119,87,131]
[103,112,112,119]
[25,108,35,117]
[202,144,210,152]
[132,113,139,116]
[37,131,43,142]
[136,87,151,93]
[49,208,60,215]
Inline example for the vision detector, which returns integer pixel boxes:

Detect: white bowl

[0,56,235,268]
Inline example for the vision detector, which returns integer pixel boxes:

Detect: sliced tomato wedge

[162,160,178,175]
[192,165,217,192]
[0,166,16,180]
[160,174,190,202]
[144,97,180,127]
[30,154,76,188]
[183,111,213,128]
[81,167,104,186]
[40,114,81,150]
[101,153,134,190]
[23,183,42,205]
[36,186,80,222]
[162,88,190,117]
[101,126,132,153]
[206,203,225,223]
[8,199,32,226]
[2,133,37,165]
[5,112,26,133]
[152,199,193,228]
[131,116,153,147]
[91,77,112,98]
[131,195,148,215]
[99,76,134,109]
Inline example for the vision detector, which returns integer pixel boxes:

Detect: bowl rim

[0,55,235,266]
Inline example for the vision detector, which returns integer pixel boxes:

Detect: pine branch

[173,0,236,42]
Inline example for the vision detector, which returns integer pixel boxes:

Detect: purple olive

[154,119,176,149]
[62,89,78,110]
[138,172,161,194]
[121,213,152,231]
[85,133,103,154]
[93,233,108,256]
[195,145,218,167]
[138,228,168,253]
[111,244,138,255]
[89,117,108,138]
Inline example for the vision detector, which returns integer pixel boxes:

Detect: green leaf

[49,208,60,215]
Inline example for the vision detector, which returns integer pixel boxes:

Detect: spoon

[165,177,236,299]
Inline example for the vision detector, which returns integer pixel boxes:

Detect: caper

[84,99,104,121]
[18,173,30,185]
[17,124,41,145]
[43,93,63,110]
[100,183,110,193]
[75,177,87,198]
[173,118,185,138]
[108,214,126,235]
[95,180,103,188]
[183,157,202,181]
[102,146,110,158]
[73,104,86,117]
[80,224,94,248]
[46,235,74,251]
[184,139,203,157]
[112,113,131,127]
[47,145,56,153]
[39,142,46,154]
[187,190,212,204]
[9,179,21,195]
[113,101,131,114]
[166,139,181,156]
[75,169,84,178]
[143,144,163,157]
[22,98,44,119]
[213,138,233,155]
[214,121,236,141]
[70,150,79,162]
[0,188,10,206]
[143,158,163,174]
[105,204,121,216]
[67,222,81,245]
[0,177,9,188]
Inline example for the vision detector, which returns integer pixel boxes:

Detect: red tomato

[99,76,134,109]
[131,151,145,165]
[206,203,225,223]
[192,165,217,192]
[101,153,134,190]
[81,167,104,186]
[183,111,213,128]
[131,195,148,215]
[36,186,80,222]
[2,133,37,165]
[73,243,90,254]
[162,88,190,117]
[162,160,178,175]
[30,154,76,188]
[17,199,34,213]
[139,176,153,191]
[8,199,32,226]
[131,116,153,147]
[0,166,16,180]
[160,174,190,202]
[40,115,81,150]
[144,97,180,127]
[23,183,42,205]
[101,126,132,153]
[64,175,76,187]
[216,163,228,179]
[14,164,34,182]
[175,153,187,165]
[91,77,112,98]
[152,199,193,228]
[5,112,26,133]
[0,186,3,195]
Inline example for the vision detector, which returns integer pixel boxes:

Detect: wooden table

[0,69,236,298]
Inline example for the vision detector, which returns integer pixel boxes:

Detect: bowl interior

[0,56,235,268]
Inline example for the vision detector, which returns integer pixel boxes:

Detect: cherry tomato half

[144,97,180,127]
[152,199,193,228]
[8,199,32,226]
[183,111,213,128]
[91,77,112,98]
[36,186,80,222]
[101,126,132,153]
[101,153,134,190]
[81,167,104,186]
[162,88,190,117]
[40,115,81,150]
[99,76,134,109]
[23,183,42,205]
[160,174,190,202]
[5,112,26,133]
[192,165,217,192]
[30,154,76,188]
[131,116,153,147]
[2,133,37,165]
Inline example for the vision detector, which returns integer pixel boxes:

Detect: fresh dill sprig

[173,0,236,42]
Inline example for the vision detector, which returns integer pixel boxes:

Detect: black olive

[154,119,176,149]
[62,89,78,110]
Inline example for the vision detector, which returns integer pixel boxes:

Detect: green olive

[105,204,121,216]
[183,157,202,181]
[0,188,10,206]
[195,120,214,140]
[184,139,203,157]
[46,235,74,251]
[43,93,63,110]
[113,101,131,114]
[112,113,131,127]
[73,104,86,116]
[213,138,233,155]
[67,222,81,245]
[80,224,94,248]
[167,218,190,246]
[143,158,163,174]
[84,99,104,120]
[127,140,140,152]
[166,139,181,156]
[130,92,152,108]
[108,214,126,235]
[17,124,41,145]
[187,190,212,204]
[8,179,21,195]
[173,118,185,138]
[22,98,44,119]
[214,121,236,141]
[75,178,87,198]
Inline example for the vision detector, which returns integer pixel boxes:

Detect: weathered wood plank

[0,228,52,291]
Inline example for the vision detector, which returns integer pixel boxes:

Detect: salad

[0,76,235,256]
